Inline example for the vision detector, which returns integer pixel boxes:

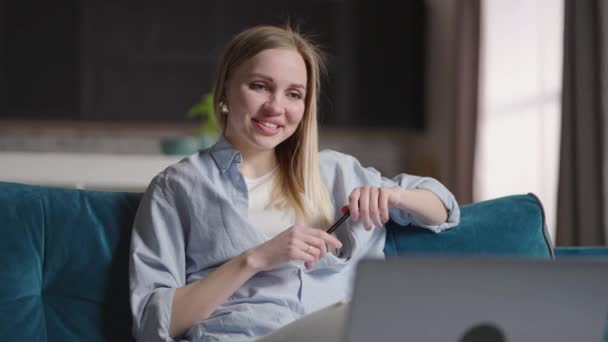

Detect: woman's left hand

[347,186,403,230]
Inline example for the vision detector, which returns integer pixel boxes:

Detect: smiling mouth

[253,119,281,129]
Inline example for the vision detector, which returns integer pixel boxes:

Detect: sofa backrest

[0,182,140,342]
[0,182,553,341]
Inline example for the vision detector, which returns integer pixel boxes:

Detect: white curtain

[474,0,564,241]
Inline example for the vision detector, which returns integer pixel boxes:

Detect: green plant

[186,92,220,137]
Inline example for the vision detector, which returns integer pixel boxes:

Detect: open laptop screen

[345,257,608,342]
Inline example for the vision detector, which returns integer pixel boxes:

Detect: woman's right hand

[247,224,343,271]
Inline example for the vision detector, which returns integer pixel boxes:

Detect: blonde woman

[129,25,460,342]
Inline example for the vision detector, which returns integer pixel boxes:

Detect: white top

[244,167,296,238]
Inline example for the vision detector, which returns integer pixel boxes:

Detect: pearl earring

[219,102,229,115]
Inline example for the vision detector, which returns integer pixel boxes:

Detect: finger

[301,241,321,261]
[378,188,390,224]
[292,246,317,264]
[348,188,361,221]
[369,187,382,228]
[358,187,372,230]
[311,229,343,250]
[303,235,327,258]
[305,260,317,270]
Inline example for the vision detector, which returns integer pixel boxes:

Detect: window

[475,0,564,241]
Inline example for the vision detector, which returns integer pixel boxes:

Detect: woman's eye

[287,92,303,100]
[249,83,267,91]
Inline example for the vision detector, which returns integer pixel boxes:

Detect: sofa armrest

[384,193,554,259]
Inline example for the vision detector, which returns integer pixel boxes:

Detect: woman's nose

[262,96,284,116]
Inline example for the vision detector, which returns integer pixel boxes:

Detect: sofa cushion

[384,193,554,258]
[0,182,141,342]
[0,182,554,341]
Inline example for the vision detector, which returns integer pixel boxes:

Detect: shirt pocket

[306,252,350,275]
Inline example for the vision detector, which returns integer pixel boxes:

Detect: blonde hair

[212,25,334,228]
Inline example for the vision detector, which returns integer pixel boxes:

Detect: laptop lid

[344,257,608,342]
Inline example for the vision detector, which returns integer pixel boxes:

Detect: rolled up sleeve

[129,175,186,341]
[381,174,460,233]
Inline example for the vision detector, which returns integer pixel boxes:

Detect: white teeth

[259,121,278,129]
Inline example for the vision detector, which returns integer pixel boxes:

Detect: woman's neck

[239,150,278,179]
[224,135,278,178]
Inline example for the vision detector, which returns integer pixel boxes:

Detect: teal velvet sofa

[1,181,606,341]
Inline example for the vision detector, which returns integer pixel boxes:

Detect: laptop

[344,257,608,342]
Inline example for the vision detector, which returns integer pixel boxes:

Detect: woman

[129,25,460,342]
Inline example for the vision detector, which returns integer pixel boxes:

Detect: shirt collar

[209,135,242,173]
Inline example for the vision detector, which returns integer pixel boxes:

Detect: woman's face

[223,48,308,154]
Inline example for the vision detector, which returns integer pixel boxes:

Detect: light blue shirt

[129,137,460,342]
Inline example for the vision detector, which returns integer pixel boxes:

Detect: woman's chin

[253,137,283,151]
